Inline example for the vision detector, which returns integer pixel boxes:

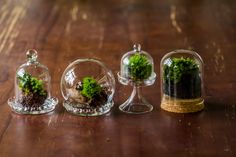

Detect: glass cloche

[160,49,204,113]
[8,49,58,114]
[61,58,115,116]
[117,44,156,114]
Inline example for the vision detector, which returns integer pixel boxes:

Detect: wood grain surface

[0,0,236,156]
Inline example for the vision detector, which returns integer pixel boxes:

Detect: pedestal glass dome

[117,44,156,114]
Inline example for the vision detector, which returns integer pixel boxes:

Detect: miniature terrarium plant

[117,44,156,114]
[128,53,152,82]
[8,49,58,114]
[160,50,204,113]
[163,57,201,99]
[18,73,48,108]
[75,77,108,108]
[61,58,115,116]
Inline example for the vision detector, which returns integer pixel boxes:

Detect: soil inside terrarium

[74,82,108,108]
[164,73,201,99]
[19,92,48,109]
[89,90,108,107]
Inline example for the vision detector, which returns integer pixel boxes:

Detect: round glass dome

[61,58,115,116]
[160,49,204,113]
[8,49,58,114]
[118,44,156,86]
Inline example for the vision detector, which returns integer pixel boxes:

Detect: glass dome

[8,49,58,114]
[61,58,115,116]
[117,44,156,114]
[118,44,156,86]
[160,49,204,113]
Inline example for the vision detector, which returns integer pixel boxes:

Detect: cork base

[161,95,204,113]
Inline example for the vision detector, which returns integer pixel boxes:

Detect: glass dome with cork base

[160,49,204,113]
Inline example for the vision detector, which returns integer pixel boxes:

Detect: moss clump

[18,73,46,96]
[164,57,199,83]
[80,77,102,100]
[75,77,108,108]
[128,54,152,81]
[163,57,201,99]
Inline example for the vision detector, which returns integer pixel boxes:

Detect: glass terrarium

[160,49,204,113]
[61,58,115,116]
[117,44,156,114]
[8,49,58,114]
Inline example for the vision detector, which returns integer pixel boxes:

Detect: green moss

[163,57,201,99]
[18,73,46,96]
[128,53,152,81]
[80,77,102,99]
[163,57,199,84]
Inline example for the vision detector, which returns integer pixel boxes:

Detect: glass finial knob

[133,43,141,52]
[26,49,38,63]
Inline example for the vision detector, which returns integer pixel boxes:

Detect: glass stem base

[119,85,153,114]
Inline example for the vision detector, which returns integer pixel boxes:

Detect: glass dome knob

[26,49,38,63]
[133,43,141,52]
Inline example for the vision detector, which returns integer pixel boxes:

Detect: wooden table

[0,0,235,156]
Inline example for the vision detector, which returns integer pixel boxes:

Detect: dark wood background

[0,0,236,156]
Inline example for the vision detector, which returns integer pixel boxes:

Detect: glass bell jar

[117,44,156,114]
[160,49,204,113]
[61,58,115,116]
[8,49,58,114]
